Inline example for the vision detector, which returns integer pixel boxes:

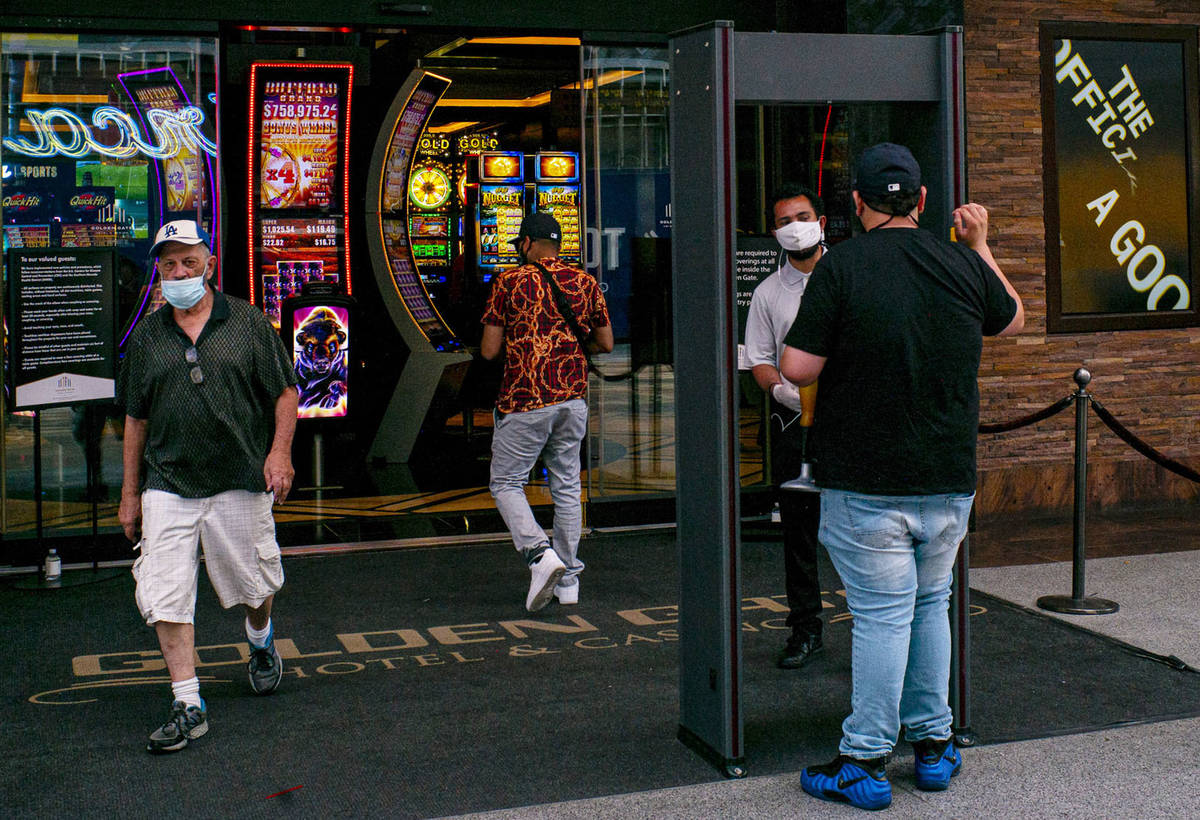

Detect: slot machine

[2,188,52,395]
[532,151,582,263]
[278,280,356,490]
[365,69,471,462]
[117,66,218,251]
[58,186,118,248]
[407,133,456,304]
[475,151,525,281]
[247,63,354,329]
[279,283,354,421]
[1,189,52,254]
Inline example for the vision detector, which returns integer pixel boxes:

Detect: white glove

[771,381,804,414]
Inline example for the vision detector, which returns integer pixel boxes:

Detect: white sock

[171,676,202,709]
[246,618,273,648]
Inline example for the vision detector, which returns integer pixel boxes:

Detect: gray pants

[489,398,588,587]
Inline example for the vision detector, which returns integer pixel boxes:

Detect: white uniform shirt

[744,259,813,389]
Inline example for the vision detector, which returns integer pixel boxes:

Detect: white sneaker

[525,546,566,612]
[554,581,579,605]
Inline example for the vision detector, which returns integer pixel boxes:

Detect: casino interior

[0,12,723,566]
[2,1,1198,571]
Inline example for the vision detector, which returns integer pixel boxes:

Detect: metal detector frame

[669,21,966,776]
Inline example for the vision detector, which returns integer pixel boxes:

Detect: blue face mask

[160,273,208,309]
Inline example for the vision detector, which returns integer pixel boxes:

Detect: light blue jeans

[489,398,588,587]
[819,488,974,759]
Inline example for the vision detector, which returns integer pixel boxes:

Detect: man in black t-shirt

[780,143,1024,810]
[120,220,299,754]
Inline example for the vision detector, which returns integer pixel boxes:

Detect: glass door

[1,32,220,555]
[580,45,675,527]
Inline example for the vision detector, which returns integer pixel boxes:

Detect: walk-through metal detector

[670,21,966,776]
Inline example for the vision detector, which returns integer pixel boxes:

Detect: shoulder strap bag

[531,260,630,383]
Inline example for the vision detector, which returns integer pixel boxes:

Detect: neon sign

[2,105,218,160]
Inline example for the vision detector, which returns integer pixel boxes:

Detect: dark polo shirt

[121,288,297,498]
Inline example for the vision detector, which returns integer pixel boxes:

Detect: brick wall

[964,0,1200,512]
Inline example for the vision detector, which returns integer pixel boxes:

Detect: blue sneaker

[801,754,891,811]
[912,737,962,790]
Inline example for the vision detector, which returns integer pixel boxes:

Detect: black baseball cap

[509,211,562,245]
[853,143,921,198]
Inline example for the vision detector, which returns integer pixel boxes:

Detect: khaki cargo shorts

[132,489,284,625]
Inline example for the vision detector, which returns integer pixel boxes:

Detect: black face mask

[867,212,920,231]
[787,243,822,263]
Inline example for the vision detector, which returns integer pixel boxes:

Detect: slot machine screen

[409,163,452,210]
[259,81,341,209]
[292,303,350,419]
[478,152,525,272]
[533,151,581,262]
[123,78,212,215]
[411,214,449,237]
[259,217,343,327]
[382,216,449,341]
[118,67,217,209]
[58,187,128,248]
[369,70,461,351]
[249,63,354,327]
[410,214,452,272]
[117,66,219,265]
[478,184,523,269]
[408,158,454,278]
[1,189,52,253]
[535,152,580,184]
[480,152,523,183]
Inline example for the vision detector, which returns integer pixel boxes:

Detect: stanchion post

[34,410,44,547]
[1037,368,1119,615]
[313,432,324,490]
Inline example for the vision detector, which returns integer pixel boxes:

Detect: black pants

[770,405,823,639]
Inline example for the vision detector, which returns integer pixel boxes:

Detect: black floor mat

[2,531,1197,818]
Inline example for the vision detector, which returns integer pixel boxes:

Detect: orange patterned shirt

[482,257,610,414]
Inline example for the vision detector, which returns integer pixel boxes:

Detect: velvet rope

[1089,398,1200,485]
[978,394,1075,435]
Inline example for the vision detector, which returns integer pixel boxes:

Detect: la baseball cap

[509,211,562,245]
[853,143,922,198]
[149,220,211,258]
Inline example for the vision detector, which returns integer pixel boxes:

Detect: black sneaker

[147,699,208,754]
[248,632,283,695]
[776,632,824,670]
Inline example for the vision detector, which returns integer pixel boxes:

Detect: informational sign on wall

[6,248,117,409]
[1041,23,1200,332]
[735,237,784,372]
[736,237,783,336]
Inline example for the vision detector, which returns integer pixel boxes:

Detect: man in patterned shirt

[481,212,612,611]
[119,220,298,753]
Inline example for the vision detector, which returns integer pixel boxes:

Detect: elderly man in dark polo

[119,219,298,754]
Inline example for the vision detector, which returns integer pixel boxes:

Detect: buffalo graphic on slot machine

[292,305,349,418]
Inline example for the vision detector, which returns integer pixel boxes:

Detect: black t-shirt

[783,228,1016,495]
[121,289,298,498]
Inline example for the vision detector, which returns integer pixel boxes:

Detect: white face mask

[774,219,823,253]
[160,273,208,309]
